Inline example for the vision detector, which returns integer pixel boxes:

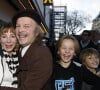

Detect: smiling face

[0,29,17,53]
[84,54,100,69]
[80,48,100,72]
[15,17,39,47]
[58,39,76,64]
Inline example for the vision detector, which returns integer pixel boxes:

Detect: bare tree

[66,10,91,35]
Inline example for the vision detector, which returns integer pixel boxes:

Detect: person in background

[91,30,100,52]
[0,9,53,90]
[79,30,96,51]
[52,35,82,90]
[80,48,100,90]
[0,24,19,88]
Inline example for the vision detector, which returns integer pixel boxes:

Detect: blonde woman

[0,24,19,88]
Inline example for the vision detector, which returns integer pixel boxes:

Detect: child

[80,48,100,90]
[80,48,100,75]
[52,35,82,90]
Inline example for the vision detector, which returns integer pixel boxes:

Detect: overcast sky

[53,0,100,32]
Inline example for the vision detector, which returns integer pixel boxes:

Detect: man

[0,9,52,90]
[79,30,96,51]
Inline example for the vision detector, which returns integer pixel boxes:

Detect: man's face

[15,17,39,47]
[81,32,89,41]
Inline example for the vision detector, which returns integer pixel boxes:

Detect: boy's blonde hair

[57,35,80,55]
[80,48,100,64]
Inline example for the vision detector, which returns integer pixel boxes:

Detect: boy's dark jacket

[81,65,100,90]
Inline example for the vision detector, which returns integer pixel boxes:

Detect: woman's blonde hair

[0,23,19,52]
[0,25,15,37]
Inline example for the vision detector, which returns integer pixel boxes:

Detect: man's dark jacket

[0,41,53,90]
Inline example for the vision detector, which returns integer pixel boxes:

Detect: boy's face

[84,54,100,69]
[58,39,75,64]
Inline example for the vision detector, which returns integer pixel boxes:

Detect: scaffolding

[53,6,67,40]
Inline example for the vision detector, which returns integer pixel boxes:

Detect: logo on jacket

[55,77,75,90]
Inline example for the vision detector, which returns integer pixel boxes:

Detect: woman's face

[58,39,75,63]
[0,30,17,52]
[84,54,100,69]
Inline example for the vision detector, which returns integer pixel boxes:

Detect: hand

[96,71,100,77]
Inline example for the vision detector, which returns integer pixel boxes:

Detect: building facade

[0,0,54,37]
[92,13,100,31]
[52,6,67,41]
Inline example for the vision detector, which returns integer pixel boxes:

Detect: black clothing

[81,81,93,90]
[79,40,98,51]
[52,62,82,90]
[12,9,42,27]
[51,61,100,90]
[81,65,100,90]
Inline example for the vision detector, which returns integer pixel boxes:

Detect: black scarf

[2,49,19,85]
[2,50,19,74]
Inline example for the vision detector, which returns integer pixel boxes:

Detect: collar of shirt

[80,40,90,48]
[21,45,31,57]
